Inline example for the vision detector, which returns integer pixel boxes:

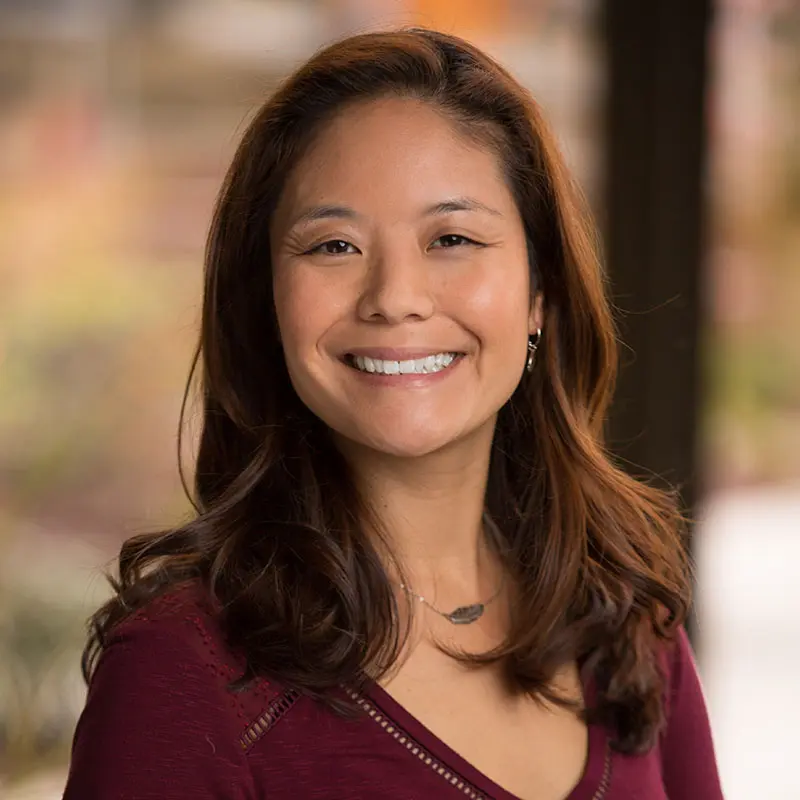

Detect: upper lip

[344,347,464,361]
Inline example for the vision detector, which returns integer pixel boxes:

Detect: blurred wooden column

[601,0,712,638]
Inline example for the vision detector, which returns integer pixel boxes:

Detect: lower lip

[344,356,464,387]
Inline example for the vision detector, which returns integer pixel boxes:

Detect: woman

[64,27,724,800]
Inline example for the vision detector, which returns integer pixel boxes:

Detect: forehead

[274,97,512,220]
[311,95,476,150]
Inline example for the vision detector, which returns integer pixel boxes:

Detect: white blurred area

[1,1,799,798]
[697,490,800,800]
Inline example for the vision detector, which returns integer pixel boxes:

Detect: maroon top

[64,582,724,799]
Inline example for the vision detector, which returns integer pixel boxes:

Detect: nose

[356,248,435,324]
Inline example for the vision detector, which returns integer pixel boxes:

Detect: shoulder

[64,580,291,798]
[111,580,234,671]
[659,625,701,717]
[88,579,294,748]
[104,579,283,723]
[115,578,225,644]
[657,625,725,797]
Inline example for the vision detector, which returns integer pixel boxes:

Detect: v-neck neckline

[364,676,610,800]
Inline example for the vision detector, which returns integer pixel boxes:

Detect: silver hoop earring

[526,329,542,373]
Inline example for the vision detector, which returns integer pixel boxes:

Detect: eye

[305,239,359,256]
[430,234,482,249]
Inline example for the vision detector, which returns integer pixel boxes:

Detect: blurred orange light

[411,0,508,34]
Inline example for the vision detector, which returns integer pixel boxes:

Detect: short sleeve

[63,619,257,800]
[659,627,725,799]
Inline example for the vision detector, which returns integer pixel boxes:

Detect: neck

[335,429,502,597]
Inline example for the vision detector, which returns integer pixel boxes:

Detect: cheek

[445,260,531,340]
[273,269,347,353]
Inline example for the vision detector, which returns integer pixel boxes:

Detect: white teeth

[352,352,459,375]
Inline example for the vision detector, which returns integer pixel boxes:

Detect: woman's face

[271,97,542,459]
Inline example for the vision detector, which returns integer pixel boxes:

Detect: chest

[245,675,670,800]
[378,649,591,800]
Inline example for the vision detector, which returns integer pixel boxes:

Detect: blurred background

[1,1,798,797]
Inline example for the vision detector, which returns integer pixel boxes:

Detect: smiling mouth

[345,352,463,376]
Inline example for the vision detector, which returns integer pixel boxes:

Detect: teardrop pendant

[444,603,486,625]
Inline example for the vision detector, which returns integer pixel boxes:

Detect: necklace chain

[398,575,504,625]
[397,515,506,625]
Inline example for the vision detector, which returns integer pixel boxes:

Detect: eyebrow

[289,204,363,228]
[424,197,503,218]
[287,195,503,230]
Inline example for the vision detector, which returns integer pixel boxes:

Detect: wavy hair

[83,27,691,755]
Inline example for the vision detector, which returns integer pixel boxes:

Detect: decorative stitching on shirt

[239,689,300,751]
[184,611,252,728]
[591,738,612,800]
[351,688,613,800]
[346,689,489,799]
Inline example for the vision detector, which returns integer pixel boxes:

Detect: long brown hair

[83,28,691,755]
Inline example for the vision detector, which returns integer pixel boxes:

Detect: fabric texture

[63,582,725,799]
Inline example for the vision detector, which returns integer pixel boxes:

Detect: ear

[529,291,544,335]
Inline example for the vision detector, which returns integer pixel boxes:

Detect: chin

[335,417,481,461]
[361,436,453,459]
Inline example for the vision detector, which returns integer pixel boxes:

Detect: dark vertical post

[602,0,712,640]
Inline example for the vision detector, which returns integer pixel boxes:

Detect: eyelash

[304,234,483,256]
